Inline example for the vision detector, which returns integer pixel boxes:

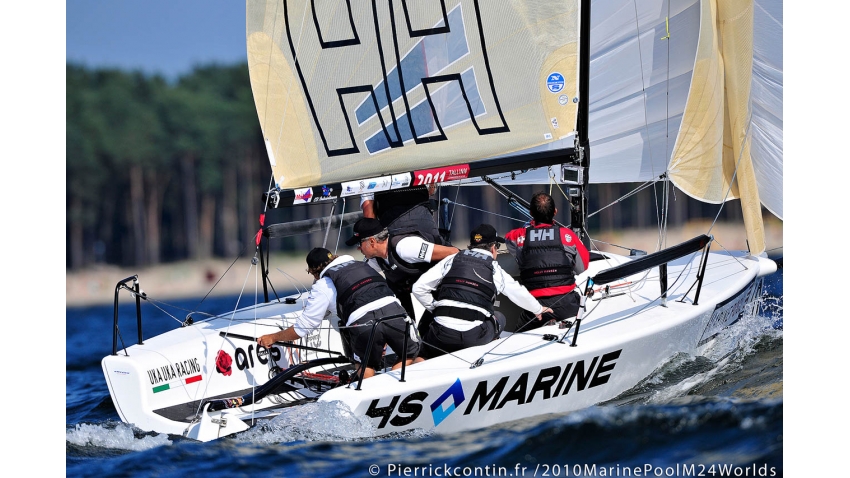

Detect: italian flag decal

[152,375,203,393]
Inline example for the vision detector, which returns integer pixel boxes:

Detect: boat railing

[354,312,411,391]
[112,275,145,355]
[570,234,714,346]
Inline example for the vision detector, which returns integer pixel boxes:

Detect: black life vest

[377,233,433,292]
[519,225,576,290]
[374,187,430,226]
[435,249,497,318]
[322,259,394,322]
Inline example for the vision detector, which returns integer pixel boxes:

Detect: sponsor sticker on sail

[546,72,565,93]
[341,176,391,196]
[413,164,470,185]
[311,185,337,202]
[293,187,313,204]
[391,173,412,189]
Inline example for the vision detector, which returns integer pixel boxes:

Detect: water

[66,257,783,477]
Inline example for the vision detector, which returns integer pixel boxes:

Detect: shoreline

[66,220,782,308]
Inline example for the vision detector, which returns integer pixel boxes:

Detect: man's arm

[431,244,460,262]
[257,326,301,347]
[257,278,334,347]
[561,228,590,275]
[504,227,524,262]
[360,193,375,219]
[411,255,452,311]
[492,262,547,315]
[395,236,458,264]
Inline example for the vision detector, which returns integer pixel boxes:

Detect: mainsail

[246,0,783,252]
[247,0,582,190]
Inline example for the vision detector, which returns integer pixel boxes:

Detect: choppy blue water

[66,256,783,477]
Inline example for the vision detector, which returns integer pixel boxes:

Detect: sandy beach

[66,219,782,308]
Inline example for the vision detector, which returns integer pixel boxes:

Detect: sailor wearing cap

[411,224,553,358]
[257,247,422,379]
[347,217,459,337]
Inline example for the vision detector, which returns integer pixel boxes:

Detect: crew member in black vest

[257,248,423,379]
[347,217,459,337]
[504,192,590,330]
[411,224,552,358]
[360,184,448,245]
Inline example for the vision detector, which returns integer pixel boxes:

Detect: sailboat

[101,0,782,442]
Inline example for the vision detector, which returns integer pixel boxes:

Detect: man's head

[529,191,557,223]
[468,223,505,255]
[306,247,337,277]
[346,218,389,259]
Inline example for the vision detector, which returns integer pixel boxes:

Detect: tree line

[66,63,746,271]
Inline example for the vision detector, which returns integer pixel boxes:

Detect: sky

[66,0,247,80]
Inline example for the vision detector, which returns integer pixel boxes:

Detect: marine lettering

[527,366,561,402]
[366,349,623,427]
[588,350,622,388]
[497,372,529,409]
[462,376,509,415]
[561,357,598,395]
[553,363,573,396]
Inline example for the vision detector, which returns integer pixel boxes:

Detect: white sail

[750,0,783,220]
[246,0,582,189]
[246,0,782,226]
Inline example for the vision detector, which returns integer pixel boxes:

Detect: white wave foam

[66,422,172,450]
[637,302,782,404]
[235,400,377,443]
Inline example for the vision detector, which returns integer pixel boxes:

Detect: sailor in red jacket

[504,192,590,331]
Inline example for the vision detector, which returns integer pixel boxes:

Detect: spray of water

[235,400,378,444]
[66,422,172,451]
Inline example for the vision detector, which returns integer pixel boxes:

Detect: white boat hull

[101,250,775,441]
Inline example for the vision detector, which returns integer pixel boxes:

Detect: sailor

[411,224,553,358]
[504,191,590,330]
[360,184,448,245]
[257,248,422,379]
[347,217,460,336]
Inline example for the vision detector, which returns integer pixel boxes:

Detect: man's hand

[257,333,280,348]
[534,307,554,321]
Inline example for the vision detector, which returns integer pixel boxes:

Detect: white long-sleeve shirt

[412,250,544,331]
[293,255,399,337]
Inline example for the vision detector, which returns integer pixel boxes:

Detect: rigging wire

[193,258,260,419]
[587,175,666,219]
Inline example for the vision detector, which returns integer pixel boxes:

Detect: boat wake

[606,293,783,407]
[234,400,378,444]
[66,421,172,452]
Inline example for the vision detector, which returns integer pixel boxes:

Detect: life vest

[322,260,394,322]
[377,234,433,292]
[435,249,497,319]
[519,225,576,291]
[375,187,446,246]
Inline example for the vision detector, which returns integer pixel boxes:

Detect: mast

[569,0,592,250]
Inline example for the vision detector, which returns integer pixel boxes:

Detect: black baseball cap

[469,224,505,247]
[306,247,334,270]
[345,218,384,246]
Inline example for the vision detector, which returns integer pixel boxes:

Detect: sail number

[413,164,471,185]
